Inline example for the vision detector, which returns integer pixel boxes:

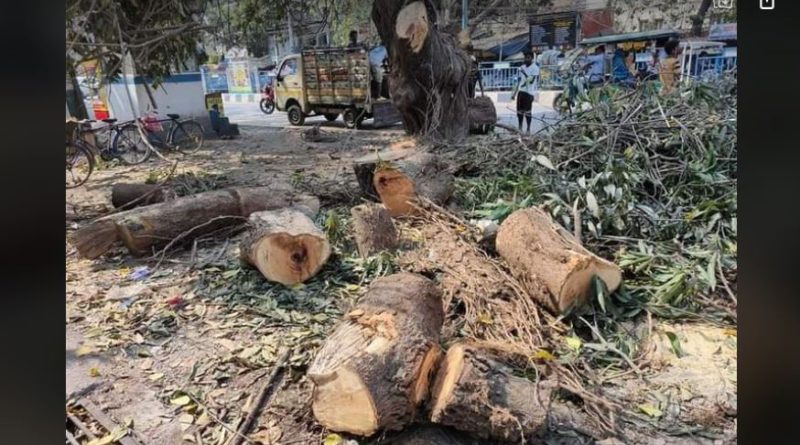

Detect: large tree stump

[372,0,471,141]
[495,207,623,314]
[468,96,497,134]
[429,343,554,442]
[350,203,399,258]
[307,273,444,436]
[353,149,453,217]
[111,183,176,209]
[69,187,319,259]
[239,208,330,285]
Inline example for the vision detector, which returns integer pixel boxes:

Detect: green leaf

[586,191,600,218]
[534,155,556,170]
[594,277,608,313]
[323,433,344,445]
[638,403,663,418]
[171,394,192,406]
[565,336,582,351]
[707,254,718,291]
[664,331,685,358]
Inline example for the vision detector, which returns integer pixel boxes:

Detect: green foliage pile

[449,77,737,318]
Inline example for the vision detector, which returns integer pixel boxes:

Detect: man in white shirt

[510,52,539,133]
[584,45,606,85]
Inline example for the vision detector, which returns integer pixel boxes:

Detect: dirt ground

[66,124,736,445]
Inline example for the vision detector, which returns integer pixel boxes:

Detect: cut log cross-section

[350,203,399,258]
[430,343,554,442]
[495,207,623,314]
[354,150,454,217]
[68,187,319,259]
[111,183,175,209]
[239,208,331,285]
[307,273,444,436]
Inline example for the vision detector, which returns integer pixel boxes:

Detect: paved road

[221,97,559,133]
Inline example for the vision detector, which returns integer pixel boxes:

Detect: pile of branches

[440,77,737,319]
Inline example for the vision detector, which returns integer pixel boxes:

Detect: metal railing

[478,64,565,91]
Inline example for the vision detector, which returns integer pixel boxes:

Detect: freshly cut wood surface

[429,343,553,442]
[307,273,444,436]
[240,208,330,285]
[496,207,622,313]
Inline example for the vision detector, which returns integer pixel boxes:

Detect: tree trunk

[111,183,176,209]
[468,96,497,134]
[495,207,622,314]
[353,149,453,217]
[307,273,444,436]
[372,0,471,141]
[239,208,330,285]
[429,343,554,442]
[379,424,485,445]
[691,0,713,37]
[69,187,319,259]
[350,203,399,258]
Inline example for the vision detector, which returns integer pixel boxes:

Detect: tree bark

[468,96,497,134]
[372,0,471,141]
[239,208,330,285]
[429,343,554,442]
[111,183,176,209]
[350,203,399,258]
[691,0,713,37]
[307,273,444,436]
[353,149,453,217]
[69,187,319,259]
[495,207,622,314]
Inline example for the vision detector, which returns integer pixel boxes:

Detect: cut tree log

[379,424,486,445]
[69,187,319,259]
[468,96,497,134]
[350,203,398,258]
[373,0,472,141]
[429,343,554,442]
[353,149,453,217]
[239,208,330,285]
[307,273,444,436]
[110,183,176,209]
[495,207,623,314]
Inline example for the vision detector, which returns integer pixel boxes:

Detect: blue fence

[479,65,565,91]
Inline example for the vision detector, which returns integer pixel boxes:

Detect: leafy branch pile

[443,77,737,319]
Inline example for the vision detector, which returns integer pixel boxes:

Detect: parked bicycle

[66,117,153,188]
[131,111,205,162]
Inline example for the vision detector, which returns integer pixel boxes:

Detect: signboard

[708,23,737,41]
[205,93,224,116]
[529,12,579,51]
[227,62,252,93]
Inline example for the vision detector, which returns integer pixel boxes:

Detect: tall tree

[66,0,211,104]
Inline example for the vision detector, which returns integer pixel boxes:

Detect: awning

[708,23,737,41]
[487,33,530,59]
[580,29,679,46]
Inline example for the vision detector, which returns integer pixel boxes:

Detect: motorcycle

[259,84,275,114]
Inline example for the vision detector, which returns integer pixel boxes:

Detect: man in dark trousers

[510,51,539,134]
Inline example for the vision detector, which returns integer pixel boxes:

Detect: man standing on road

[511,51,539,134]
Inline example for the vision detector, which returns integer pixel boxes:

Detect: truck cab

[273,48,401,129]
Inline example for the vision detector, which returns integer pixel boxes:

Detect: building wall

[608,0,704,33]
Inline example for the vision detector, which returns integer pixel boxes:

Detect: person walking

[510,51,539,134]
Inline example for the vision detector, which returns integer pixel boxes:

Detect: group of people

[583,38,682,93]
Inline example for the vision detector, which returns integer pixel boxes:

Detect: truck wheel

[287,104,305,126]
[323,113,339,122]
[343,108,362,129]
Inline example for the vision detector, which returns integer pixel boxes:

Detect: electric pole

[462,0,468,30]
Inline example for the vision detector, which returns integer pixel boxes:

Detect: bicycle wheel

[171,120,205,154]
[66,141,94,188]
[113,124,151,165]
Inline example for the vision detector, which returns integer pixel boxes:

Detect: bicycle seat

[102,118,117,124]
[167,113,180,119]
